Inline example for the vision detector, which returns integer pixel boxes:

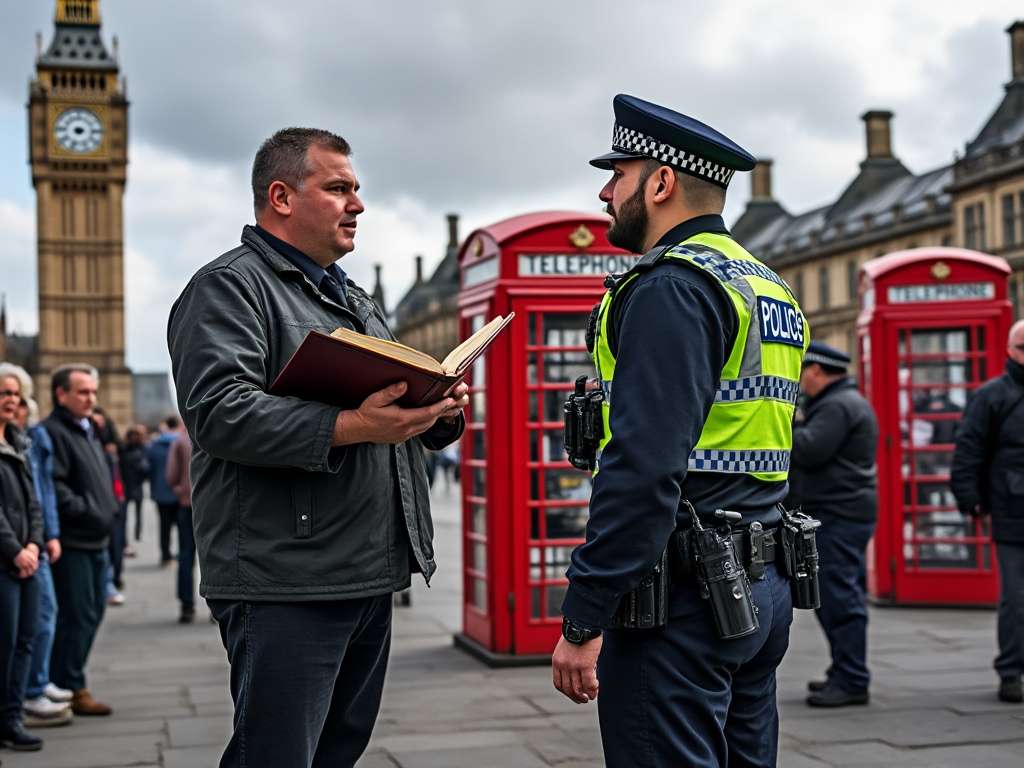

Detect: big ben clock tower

[28,0,132,425]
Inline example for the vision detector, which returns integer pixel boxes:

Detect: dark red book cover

[269,331,461,409]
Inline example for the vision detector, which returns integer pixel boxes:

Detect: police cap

[590,94,756,189]
[803,341,850,373]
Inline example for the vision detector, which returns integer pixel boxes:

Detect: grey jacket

[167,226,461,601]
[788,378,879,522]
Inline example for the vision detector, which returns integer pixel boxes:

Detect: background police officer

[552,94,809,768]
[788,341,879,707]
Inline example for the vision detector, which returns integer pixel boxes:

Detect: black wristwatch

[562,617,602,645]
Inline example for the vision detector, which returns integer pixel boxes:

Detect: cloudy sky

[1,0,1021,373]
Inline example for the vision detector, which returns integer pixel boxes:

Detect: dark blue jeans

[177,506,195,609]
[814,515,875,693]
[26,555,57,699]
[597,563,793,768]
[50,547,108,692]
[995,541,1024,681]
[209,595,392,768]
[0,570,40,727]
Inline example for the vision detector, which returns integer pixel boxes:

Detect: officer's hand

[552,635,602,704]
[333,382,459,446]
[46,538,62,564]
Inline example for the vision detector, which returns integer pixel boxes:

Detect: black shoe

[178,605,195,624]
[807,679,829,693]
[0,722,43,751]
[806,683,869,708]
[998,677,1023,703]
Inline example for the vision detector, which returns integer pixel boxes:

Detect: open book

[269,314,514,408]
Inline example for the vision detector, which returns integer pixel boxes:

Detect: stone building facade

[734,21,1024,360]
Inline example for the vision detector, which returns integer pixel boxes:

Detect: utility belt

[610,502,821,639]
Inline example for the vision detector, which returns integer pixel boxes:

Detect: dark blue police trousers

[209,594,392,768]
[598,563,792,768]
[813,515,875,693]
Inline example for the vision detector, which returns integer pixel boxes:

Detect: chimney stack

[446,213,459,250]
[750,159,774,201]
[414,255,423,284]
[1009,21,1024,82]
[861,110,894,160]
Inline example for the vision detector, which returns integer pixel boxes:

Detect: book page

[329,327,444,374]
[441,314,514,375]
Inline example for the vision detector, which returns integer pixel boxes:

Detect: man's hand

[13,546,39,579]
[333,382,461,446]
[552,634,602,704]
[46,538,62,564]
[438,382,469,423]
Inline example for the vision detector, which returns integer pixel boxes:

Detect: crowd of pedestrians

[0,360,195,756]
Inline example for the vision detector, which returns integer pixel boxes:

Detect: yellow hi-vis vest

[592,232,810,483]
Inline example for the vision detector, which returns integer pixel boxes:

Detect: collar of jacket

[1007,358,1024,386]
[52,405,89,434]
[808,375,855,405]
[654,214,731,248]
[0,425,27,465]
[240,225,362,323]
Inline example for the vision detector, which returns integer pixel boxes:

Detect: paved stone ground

[7,487,1023,767]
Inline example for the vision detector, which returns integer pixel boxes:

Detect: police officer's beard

[605,181,649,254]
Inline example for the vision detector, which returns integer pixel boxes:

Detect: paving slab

[21,492,1024,767]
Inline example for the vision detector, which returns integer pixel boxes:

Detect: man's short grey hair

[50,362,99,402]
[0,362,33,399]
[251,128,352,214]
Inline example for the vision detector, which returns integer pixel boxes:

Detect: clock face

[54,107,104,154]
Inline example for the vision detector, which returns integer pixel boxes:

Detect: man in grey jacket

[168,128,467,768]
[788,341,879,708]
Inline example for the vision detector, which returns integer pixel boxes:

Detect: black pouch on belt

[609,548,669,630]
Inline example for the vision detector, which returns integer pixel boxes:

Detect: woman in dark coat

[0,369,44,751]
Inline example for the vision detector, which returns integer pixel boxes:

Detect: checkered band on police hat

[612,124,736,188]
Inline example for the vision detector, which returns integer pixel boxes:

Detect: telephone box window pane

[471,579,487,611]
[545,506,589,539]
[529,546,542,579]
[907,329,969,355]
[911,451,954,477]
[471,392,487,420]
[527,353,538,384]
[542,469,593,502]
[544,390,566,423]
[528,391,539,422]
[470,429,486,459]
[545,585,568,618]
[531,587,542,618]
[545,545,573,578]
[470,467,486,497]
[910,361,969,387]
[543,314,588,347]
[906,511,979,569]
[529,313,538,344]
[531,508,541,539]
[470,503,486,534]
[915,482,956,509]
[530,431,540,463]
[470,541,488,572]
[542,428,566,463]
[543,351,594,384]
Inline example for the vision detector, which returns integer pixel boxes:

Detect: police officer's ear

[651,166,676,204]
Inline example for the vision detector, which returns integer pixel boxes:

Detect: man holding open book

[167,128,468,768]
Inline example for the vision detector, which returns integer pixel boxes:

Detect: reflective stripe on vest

[591,231,809,483]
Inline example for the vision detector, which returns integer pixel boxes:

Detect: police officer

[552,94,809,768]
[788,341,879,707]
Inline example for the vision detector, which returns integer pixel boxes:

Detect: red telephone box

[858,247,1013,605]
[453,211,636,663]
